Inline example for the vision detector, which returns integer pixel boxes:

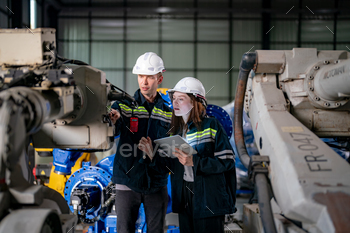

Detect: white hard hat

[168,77,207,106]
[132,52,166,75]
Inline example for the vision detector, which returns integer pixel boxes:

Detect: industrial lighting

[156,7,172,13]
[30,0,37,29]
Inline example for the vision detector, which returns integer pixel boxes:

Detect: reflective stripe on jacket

[111,89,172,194]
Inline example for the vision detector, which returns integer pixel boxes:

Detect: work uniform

[151,116,237,233]
[111,89,172,233]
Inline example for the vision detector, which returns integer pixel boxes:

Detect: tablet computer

[154,135,197,158]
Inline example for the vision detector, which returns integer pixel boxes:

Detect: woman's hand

[173,148,193,166]
[138,137,154,160]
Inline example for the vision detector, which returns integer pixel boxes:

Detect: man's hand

[109,109,120,124]
[138,137,154,160]
[173,148,193,166]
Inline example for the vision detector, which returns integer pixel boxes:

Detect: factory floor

[73,194,249,233]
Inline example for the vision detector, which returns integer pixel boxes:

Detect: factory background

[1,1,350,233]
[1,0,350,106]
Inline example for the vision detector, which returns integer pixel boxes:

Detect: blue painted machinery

[53,149,83,175]
[64,154,147,233]
[158,89,173,109]
[206,104,233,140]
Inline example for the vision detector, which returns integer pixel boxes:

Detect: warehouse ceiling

[47,0,350,16]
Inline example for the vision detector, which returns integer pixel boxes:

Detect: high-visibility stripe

[153,107,172,118]
[187,128,217,140]
[188,131,212,139]
[120,104,132,112]
[152,111,171,118]
[187,128,217,138]
[214,150,234,156]
[217,155,235,160]
[120,112,149,119]
[188,138,215,146]
[133,111,149,115]
[152,115,171,124]
[119,103,172,122]
[152,113,171,122]
[135,114,149,119]
[134,107,148,113]
[154,106,172,116]
[188,134,213,143]
[120,104,171,117]
[120,104,148,113]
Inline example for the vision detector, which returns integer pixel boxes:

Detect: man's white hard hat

[132,52,165,75]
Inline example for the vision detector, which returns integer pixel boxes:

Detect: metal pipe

[255,173,277,233]
[234,52,256,169]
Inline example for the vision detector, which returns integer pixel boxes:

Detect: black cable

[57,54,88,66]
[62,59,89,66]
[234,52,257,169]
[255,173,278,233]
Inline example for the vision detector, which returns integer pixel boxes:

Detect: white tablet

[154,135,197,158]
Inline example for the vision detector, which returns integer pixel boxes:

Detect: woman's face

[172,92,193,117]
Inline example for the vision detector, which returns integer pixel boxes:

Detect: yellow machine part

[157,88,169,95]
[34,146,53,157]
[47,152,92,197]
[35,148,53,152]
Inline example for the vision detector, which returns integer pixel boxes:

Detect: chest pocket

[156,120,170,139]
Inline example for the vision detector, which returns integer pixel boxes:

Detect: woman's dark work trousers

[178,180,225,233]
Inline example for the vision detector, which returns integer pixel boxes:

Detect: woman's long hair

[169,94,206,136]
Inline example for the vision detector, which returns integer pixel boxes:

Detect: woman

[138,77,236,233]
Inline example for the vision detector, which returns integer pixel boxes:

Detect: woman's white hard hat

[168,77,207,105]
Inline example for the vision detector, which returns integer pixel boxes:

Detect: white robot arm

[234,49,350,233]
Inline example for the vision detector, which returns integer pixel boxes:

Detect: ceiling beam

[59,6,348,15]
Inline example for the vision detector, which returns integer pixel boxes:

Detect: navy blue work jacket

[111,89,172,194]
[150,117,237,218]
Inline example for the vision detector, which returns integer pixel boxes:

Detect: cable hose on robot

[233,52,257,169]
[255,174,278,233]
[233,53,278,233]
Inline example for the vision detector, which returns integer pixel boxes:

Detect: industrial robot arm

[234,49,350,233]
[0,28,136,233]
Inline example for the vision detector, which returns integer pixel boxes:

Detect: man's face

[138,74,163,97]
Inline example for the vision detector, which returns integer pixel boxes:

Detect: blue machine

[64,153,174,233]
[64,154,147,233]
[53,149,83,175]
[159,90,173,109]
[321,138,350,162]
[206,104,233,140]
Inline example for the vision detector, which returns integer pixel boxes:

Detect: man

[109,52,172,233]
